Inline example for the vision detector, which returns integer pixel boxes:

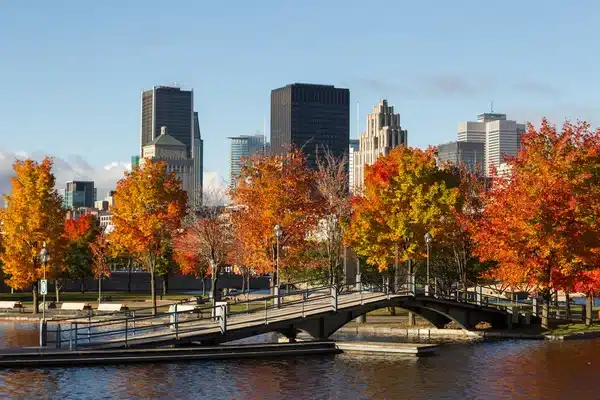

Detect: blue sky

[1,0,599,186]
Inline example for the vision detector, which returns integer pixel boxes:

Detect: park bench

[96,303,128,313]
[0,301,24,313]
[60,302,92,315]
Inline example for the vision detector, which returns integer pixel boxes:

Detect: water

[0,323,598,399]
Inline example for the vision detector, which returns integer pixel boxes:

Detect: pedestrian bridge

[41,282,541,350]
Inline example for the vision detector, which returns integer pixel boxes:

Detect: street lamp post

[39,242,49,321]
[424,232,433,296]
[274,224,282,308]
[403,237,411,293]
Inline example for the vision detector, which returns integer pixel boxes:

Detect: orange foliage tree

[173,200,230,301]
[173,250,210,296]
[0,158,65,313]
[61,214,96,297]
[110,159,187,314]
[472,120,600,328]
[347,146,459,290]
[229,148,320,284]
[89,231,112,302]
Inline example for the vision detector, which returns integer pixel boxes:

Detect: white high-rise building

[141,126,195,204]
[457,113,525,176]
[352,99,408,192]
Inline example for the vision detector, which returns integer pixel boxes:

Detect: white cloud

[0,151,227,202]
[0,151,130,199]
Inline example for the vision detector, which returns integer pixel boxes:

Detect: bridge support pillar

[356,274,362,292]
[407,312,415,326]
[476,286,483,306]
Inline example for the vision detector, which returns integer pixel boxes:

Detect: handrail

[46,279,556,350]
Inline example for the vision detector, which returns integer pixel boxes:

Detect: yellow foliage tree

[0,158,65,313]
[109,159,187,314]
[348,146,459,289]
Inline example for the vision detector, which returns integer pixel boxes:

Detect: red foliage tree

[473,120,600,328]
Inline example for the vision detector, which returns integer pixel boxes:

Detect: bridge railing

[43,279,353,349]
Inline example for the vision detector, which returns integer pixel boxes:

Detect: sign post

[40,279,47,321]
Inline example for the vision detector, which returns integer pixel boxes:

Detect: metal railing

[40,276,559,350]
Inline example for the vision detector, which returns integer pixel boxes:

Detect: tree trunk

[542,296,550,330]
[388,307,396,316]
[150,264,157,316]
[80,280,85,294]
[565,292,571,321]
[55,281,60,303]
[211,275,219,302]
[394,244,399,293]
[127,258,132,293]
[201,277,206,297]
[241,272,246,294]
[98,277,102,303]
[586,294,593,327]
[32,282,39,314]
[162,276,167,298]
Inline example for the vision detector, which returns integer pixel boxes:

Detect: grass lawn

[546,323,600,336]
[0,291,193,305]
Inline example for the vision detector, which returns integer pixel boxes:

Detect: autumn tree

[347,146,459,291]
[574,270,600,326]
[472,120,600,328]
[435,164,491,293]
[230,148,319,285]
[0,158,65,313]
[174,202,232,301]
[173,250,210,296]
[62,214,96,296]
[110,159,187,314]
[89,230,112,302]
[313,148,352,286]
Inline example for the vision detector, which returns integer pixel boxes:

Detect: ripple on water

[0,323,599,399]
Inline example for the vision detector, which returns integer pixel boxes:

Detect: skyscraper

[63,181,97,209]
[193,112,204,207]
[140,85,203,205]
[352,99,408,192]
[141,86,194,157]
[270,83,350,169]
[141,126,195,203]
[436,141,485,173]
[348,139,359,193]
[228,134,267,189]
[457,113,525,176]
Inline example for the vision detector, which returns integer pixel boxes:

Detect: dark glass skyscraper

[270,83,350,169]
[63,181,96,209]
[141,86,194,158]
[140,86,203,205]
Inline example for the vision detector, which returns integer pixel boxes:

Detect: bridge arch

[287,296,509,340]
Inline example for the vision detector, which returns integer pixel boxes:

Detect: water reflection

[0,323,598,399]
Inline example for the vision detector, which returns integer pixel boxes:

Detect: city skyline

[1,2,599,193]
